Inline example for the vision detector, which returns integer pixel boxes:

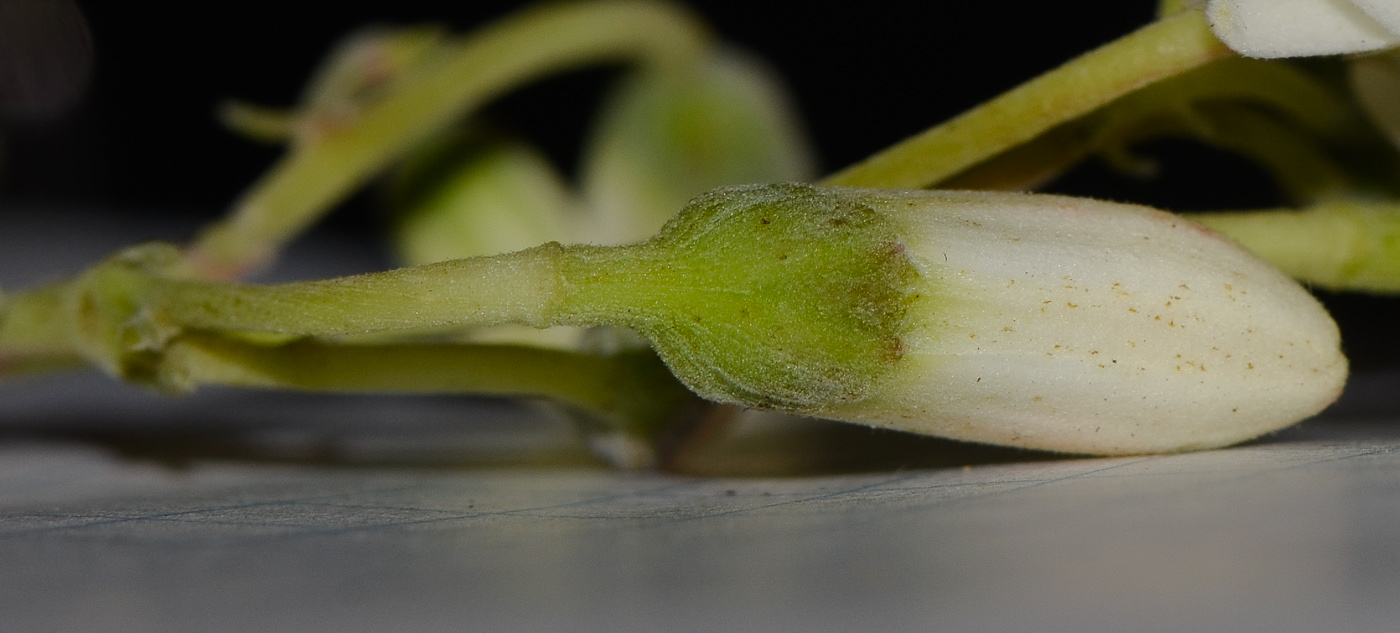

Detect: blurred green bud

[579,48,815,245]
[389,130,574,266]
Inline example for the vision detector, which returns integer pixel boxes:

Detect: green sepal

[558,184,919,413]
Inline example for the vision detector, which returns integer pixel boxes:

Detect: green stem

[822,9,1233,189]
[1188,200,1400,293]
[0,251,700,448]
[216,101,298,144]
[156,244,571,336]
[944,102,1356,203]
[186,0,708,279]
[0,283,83,377]
[945,56,1356,200]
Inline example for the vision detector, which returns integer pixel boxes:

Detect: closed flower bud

[612,184,1347,454]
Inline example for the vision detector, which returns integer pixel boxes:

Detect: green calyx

[556,184,922,413]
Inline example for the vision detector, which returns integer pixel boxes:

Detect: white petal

[1354,0,1400,33]
[830,191,1346,455]
[1207,0,1400,58]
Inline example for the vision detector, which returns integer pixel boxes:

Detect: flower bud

[599,184,1346,455]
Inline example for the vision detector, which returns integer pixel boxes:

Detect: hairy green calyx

[556,184,922,412]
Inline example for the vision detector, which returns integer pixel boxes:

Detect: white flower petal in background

[1207,0,1400,58]
[1354,0,1400,33]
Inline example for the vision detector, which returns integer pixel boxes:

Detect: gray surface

[5,206,1400,632]
[1,420,1399,633]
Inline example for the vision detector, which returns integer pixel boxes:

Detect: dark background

[2,0,1397,369]
[0,1,1213,212]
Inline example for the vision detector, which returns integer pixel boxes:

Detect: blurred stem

[1189,200,1400,293]
[216,101,298,144]
[823,9,1232,189]
[169,334,622,413]
[186,1,707,280]
[944,57,1356,201]
[0,284,83,377]
[1198,105,1355,202]
[944,103,1355,203]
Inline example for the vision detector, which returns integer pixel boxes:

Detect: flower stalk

[940,56,1359,199]
[45,185,1345,456]
[1189,199,1400,293]
[823,9,1233,189]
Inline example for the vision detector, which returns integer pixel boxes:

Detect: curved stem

[944,54,1358,199]
[944,102,1356,203]
[186,1,708,279]
[823,9,1232,189]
